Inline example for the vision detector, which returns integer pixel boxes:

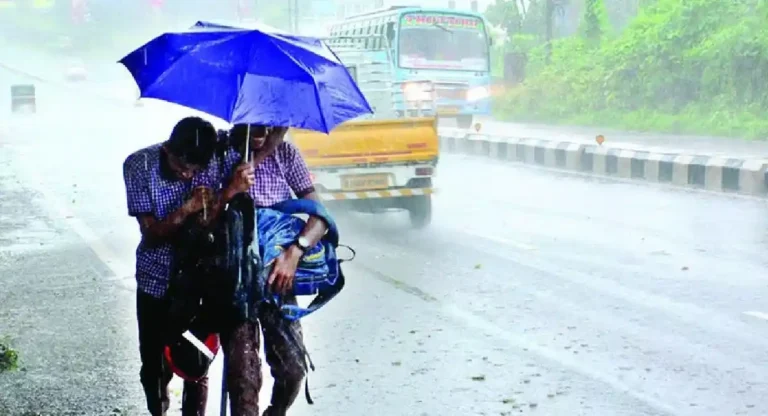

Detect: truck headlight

[403,83,432,101]
[466,86,489,102]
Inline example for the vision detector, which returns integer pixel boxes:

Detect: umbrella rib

[230,36,249,122]
[269,33,338,62]
[265,37,329,133]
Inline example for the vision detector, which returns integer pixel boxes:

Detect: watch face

[298,236,310,248]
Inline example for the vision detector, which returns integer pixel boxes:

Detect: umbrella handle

[220,352,228,415]
[243,124,250,164]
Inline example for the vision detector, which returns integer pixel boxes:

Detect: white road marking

[743,311,768,321]
[15,166,133,278]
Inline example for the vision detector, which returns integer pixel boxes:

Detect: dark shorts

[136,290,208,416]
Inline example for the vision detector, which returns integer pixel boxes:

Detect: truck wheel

[407,195,432,229]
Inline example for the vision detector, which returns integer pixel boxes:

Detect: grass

[0,337,19,373]
[492,97,768,141]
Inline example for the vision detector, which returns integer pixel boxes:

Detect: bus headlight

[466,86,489,102]
[403,83,432,101]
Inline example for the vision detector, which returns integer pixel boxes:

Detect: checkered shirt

[123,143,216,298]
[219,142,314,206]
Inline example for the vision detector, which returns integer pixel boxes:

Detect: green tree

[484,0,523,38]
[579,0,610,44]
[521,0,548,38]
[495,0,768,138]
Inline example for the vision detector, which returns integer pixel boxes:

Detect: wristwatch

[293,236,311,253]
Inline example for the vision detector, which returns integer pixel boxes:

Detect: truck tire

[407,195,432,229]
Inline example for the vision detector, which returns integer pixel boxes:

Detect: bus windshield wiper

[432,23,453,33]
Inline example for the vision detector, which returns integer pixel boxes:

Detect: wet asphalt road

[2,67,768,416]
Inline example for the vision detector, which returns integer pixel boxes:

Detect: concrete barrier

[440,131,768,196]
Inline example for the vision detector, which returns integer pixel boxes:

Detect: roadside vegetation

[0,337,19,373]
[486,0,768,139]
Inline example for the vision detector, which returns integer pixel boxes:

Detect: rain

[1,1,768,415]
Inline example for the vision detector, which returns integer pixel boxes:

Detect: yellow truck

[290,116,437,228]
[288,34,439,228]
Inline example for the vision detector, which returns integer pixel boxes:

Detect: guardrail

[439,128,768,196]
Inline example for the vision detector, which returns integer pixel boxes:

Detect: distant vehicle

[327,5,493,129]
[287,6,493,228]
[287,7,445,228]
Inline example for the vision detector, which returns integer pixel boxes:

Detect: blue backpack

[254,198,351,321]
[220,195,351,322]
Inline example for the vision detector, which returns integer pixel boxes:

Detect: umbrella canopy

[118,22,372,133]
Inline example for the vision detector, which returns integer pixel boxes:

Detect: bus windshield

[398,13,489,72]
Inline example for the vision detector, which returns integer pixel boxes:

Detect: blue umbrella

[118,22,373,133]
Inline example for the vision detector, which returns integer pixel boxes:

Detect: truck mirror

[385,22,395,45]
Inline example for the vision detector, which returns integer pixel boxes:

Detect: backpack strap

[269,198,339,247]
[278,313,317,405]
[278,267,346,321]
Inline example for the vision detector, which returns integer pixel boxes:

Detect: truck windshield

[398,13,489,72]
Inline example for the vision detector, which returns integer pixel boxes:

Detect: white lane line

[26,174,134,278]
[2,129,133,279]
[743,311,768,321]
[453,227,537,251]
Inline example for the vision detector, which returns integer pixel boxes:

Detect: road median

[440,129,768,196]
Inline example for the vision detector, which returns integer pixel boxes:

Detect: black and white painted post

[10,84,36,114]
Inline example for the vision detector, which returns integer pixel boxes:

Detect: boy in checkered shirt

[215,125,329,416]
[123,116,244,415]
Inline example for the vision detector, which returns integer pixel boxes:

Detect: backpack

[254,197,351,321]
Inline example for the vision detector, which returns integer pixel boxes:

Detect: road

[2,65,768,416]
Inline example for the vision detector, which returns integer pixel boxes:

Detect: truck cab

[288,33,438,228]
